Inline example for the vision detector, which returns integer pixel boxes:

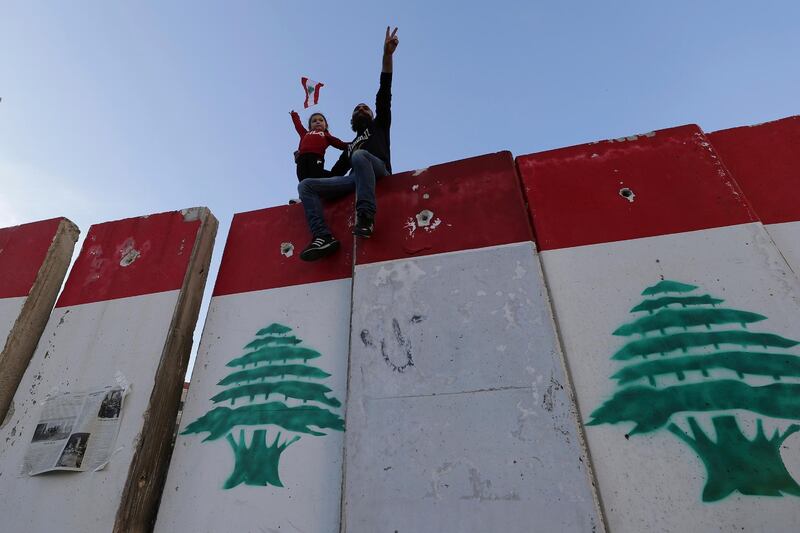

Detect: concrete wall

[156,198,354,532]
[343,152,602,532]
[0,218,78,421]
[0,208,216,533]
[1,115,793,532]
[709,116,800,275]
[517,125,800,531]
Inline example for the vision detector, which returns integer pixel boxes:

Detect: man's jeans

[298,149,388,237]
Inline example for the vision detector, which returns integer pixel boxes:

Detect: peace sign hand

[384,26,399,55]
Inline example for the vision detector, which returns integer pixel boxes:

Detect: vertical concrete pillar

[0,217,78,421]
[517,125,800,531]
[709,116,800,274]
[155,198,353,532]
[0,208,217,533]
[343,152,602,532]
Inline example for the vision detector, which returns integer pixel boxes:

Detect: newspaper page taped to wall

[23,386,126,475]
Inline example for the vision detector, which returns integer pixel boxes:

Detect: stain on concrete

[462,468,520,502]
[378,319,414,373]
[360,329,373,347]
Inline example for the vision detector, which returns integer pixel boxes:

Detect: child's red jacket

[291,112,348,156]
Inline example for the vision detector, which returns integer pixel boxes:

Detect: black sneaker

[352,213,374,238]
[299,235,340,261]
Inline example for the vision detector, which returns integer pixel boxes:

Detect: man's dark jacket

[330,72,392,176]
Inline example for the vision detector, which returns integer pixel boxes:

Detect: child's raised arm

[290,110,307,137]
[325,131,349,151]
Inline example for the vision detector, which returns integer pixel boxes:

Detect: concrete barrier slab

[518,125,800,532]
[156,198,353,533]
[0,218,79,421]
[344,152,601,532]
[0,208,216,533]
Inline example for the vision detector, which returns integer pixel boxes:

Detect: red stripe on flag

[313,82,323,106]
[301,77,310,108]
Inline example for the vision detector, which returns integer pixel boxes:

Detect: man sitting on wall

[297,26,399,262]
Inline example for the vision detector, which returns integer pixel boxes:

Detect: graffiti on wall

[588,280,800,501]
[182,323,344,489]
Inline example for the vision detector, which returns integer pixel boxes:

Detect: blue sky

[2,1,798,377]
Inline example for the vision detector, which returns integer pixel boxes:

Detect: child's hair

[307,112,328,130]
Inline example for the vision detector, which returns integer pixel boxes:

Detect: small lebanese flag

[301,77,324,108]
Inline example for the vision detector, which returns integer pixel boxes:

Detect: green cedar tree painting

[182,323,344,489]
[588,280,800,502]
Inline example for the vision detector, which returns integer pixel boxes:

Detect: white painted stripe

[156,280,351,533]
[0,290,181,532]
[541,221,800,531]
[0,296,27,349]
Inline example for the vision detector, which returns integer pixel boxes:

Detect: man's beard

[351,114,372,133]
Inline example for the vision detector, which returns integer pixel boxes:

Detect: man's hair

[307,112,328,130]
[351,104,373,132]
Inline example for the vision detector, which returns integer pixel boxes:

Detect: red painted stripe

[516,125,758,251]
[708,116,800,225]
[0,218,64,299]
[213,196,353,296]
[356,151,533,265]
[56,210,203,307]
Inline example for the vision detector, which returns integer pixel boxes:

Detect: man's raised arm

[382,26,399,73]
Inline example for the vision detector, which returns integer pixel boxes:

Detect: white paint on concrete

[155,278,350,533]
[344,242,601,532]
[541,222,800,532]
[0,296,26,354]
[425,217,442,232]
[0,291,180,531]
[404,217,417,237]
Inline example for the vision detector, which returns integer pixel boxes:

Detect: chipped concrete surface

[280,242,294,258]
[345,242,599,531]
[119,243,141,267]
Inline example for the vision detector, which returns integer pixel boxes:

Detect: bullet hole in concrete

[280,242,294,258]
[119,247,141,267]
[619,187,635,203]
[416,209,434,227]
